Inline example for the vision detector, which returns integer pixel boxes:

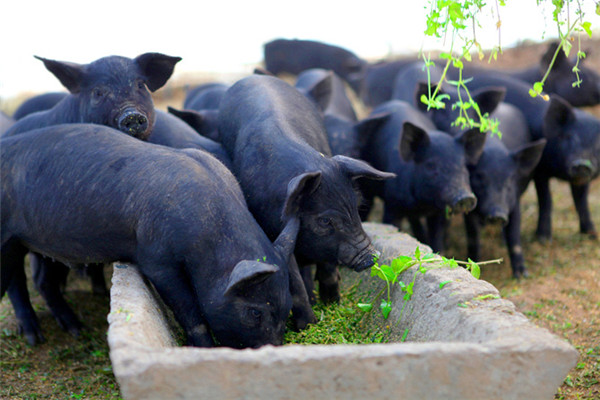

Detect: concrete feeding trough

[108,222,578,400]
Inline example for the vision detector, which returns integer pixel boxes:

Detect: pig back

[0,123,251,264]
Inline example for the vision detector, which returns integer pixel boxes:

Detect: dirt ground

[1,38,599,399]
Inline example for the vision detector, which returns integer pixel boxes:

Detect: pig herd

[1,38,599,350]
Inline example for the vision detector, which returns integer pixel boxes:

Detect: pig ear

[134,53,182,92]
[167,106,219,139]
[456,128,487,165]
[225,260,279,296]
[333,155,396,181]
[541,42,568,71]
[273,217,301,263]
[400,122,430,161]
[35,56,84,94]
[282,172,322,218]
[511,139,547,177]
[302,72,333,112]
[354,112,392,148]
[543,95,575,139]
[471,87,506,115]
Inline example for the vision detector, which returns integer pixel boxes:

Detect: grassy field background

[1,39,599,399]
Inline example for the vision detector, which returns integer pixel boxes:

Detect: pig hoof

[291,310,317,331]
[512,268,529,280]
[318,285,341,304]
[18,324,46,346]
[535,234,552,244]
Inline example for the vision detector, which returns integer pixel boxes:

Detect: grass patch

[285,285,390,345]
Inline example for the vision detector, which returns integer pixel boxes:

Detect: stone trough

[107,222,578,400]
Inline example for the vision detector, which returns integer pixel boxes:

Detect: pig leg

[464,213,481,262]
[1,239,27,298]
[503,207,527,278]
[408,216,428,245]
[87,264,109,296]
[30,254,84,336]
[315,262,341,304]
[570,183,597,239]
[426,213,447,253]
[289,257,317,329]
[6,264,45,345]
[299,264,317,305]
[534,176,553,242]
[141,264,214,347]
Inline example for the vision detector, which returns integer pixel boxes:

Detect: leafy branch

[420,0,595,134]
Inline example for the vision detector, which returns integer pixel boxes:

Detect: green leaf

[403,282,414,300]
[380,300,392,319]
[380,264,397,283]
[414,246,421,261]
[533,81,544,94]
[357,303,373,312]
[473,294,500,301]
[562,40,572,58]
[401,328,409,342]
[439,280,452,289]
[582,21,592,38]
[468,259,481,279]
[391,256,413,274]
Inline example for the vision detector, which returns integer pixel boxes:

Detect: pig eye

[92,87,106,99]
[317,216,332,227]
[248,308,262,321]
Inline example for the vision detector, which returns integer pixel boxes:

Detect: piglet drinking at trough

[1,123,313,348]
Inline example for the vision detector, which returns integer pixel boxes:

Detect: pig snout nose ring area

[118,109,148,135]
[452,194,477,214]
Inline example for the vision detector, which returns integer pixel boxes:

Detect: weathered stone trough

[108,222,578,400]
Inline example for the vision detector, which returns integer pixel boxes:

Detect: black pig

[12,92,68,120]
[465,103,547,278]
[452,42,600,107]
[361,100,486,252]
[149,109,232,169]
[295,68,388,161]
[218,75,395,304]
[167,107,221,142]
[1,123,313,348]
[263,38,367,95]
[3,53,181,139]
[455,73,600,241]
[183,82,229,110]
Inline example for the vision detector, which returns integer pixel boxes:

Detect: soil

[1,38,599,399]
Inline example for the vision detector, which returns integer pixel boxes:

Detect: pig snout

[484,209,509,226]
[342,241,379,272]
[118,108,149,136]
[569,159,595,184]
[450,193,477,214]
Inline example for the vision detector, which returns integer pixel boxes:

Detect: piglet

[1,123,313,348]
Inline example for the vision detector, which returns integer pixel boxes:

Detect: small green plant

[358,247,502,340]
